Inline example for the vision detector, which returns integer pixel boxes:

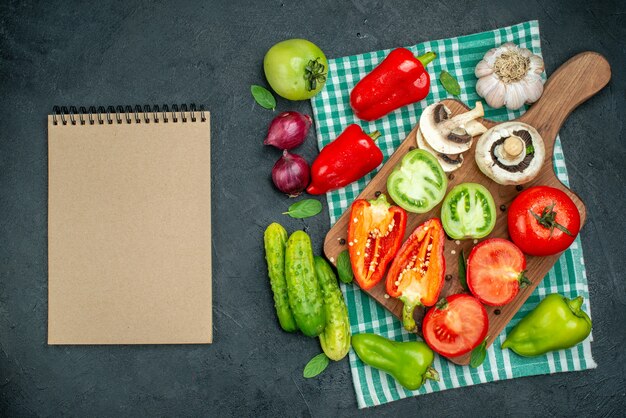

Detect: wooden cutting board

[324,52,611,365]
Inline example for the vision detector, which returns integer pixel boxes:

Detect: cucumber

[285,231,326,337]
[264,223,298,332]
[314,256,351,361]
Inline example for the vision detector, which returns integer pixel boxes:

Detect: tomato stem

[529,202,573,238]
[304,58,327,91]
[518,271,532,288]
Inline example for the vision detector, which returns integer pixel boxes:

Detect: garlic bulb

[475,43,545,110]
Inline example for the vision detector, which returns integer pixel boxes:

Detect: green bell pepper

[352,333,439,390]
[502,293,592,357]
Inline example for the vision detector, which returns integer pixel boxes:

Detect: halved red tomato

[467,238,529,306]
[422,294,488,357]
[386,218,446,332]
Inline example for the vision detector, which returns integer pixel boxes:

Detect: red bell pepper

[348,194,407,290]
[306,124,383,195]
[350,49,437,121]
[386,218,446,332]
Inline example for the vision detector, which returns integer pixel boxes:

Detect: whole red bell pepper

[350,49,436,121]
[348,194,407,290]
[306,124,383,195]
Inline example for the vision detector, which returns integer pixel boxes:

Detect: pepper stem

[567,295,584,314]
[368,130,382,141]
[423,366,440,382]
[416,51,437,67]
[402,304,418,332]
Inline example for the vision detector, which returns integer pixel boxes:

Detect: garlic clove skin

[482,47,500,66]
[522,73,544,104]
[504,82,527,110]
[485,76,506,109]
[519,47,533,58]
[529,55,545,74]
[475,60,493,78]
[501,42,518,51]
[476,73,500,98]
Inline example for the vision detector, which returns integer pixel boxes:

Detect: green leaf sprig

[458,250,468,291]
[470,339,488,368]
[303,353,329,378]
[336,250,353,284]
[251,85,276,110]
[439,70,461,96]
[283,199,322,219]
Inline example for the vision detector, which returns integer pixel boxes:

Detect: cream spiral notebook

[47,105,212,344]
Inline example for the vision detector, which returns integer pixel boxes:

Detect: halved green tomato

[387,149,447,213]
[441,183,496,240]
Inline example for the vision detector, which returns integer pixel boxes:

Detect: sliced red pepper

[348,194,407,290]
[307,124,383,195]
[386,218,446,332]
[350,49,437,121]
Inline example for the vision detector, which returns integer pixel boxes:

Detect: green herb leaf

[336,250,353,284]
[251,85,276,110]
[470,339,487,368]
[439,71,461,96]
[526,145,535,155]
[458,250,468,291]
[283,199,322,219]
[303,353,329,378]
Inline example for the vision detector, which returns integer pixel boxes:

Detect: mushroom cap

[419,102,483,155]
[475,121,545,185]
[416,128,464,173]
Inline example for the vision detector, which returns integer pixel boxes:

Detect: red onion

[271,150,310,197]
[264,111,312,150]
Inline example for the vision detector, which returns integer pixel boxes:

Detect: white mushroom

[475,121,545,185]
[465,119,488,137]
[416,128,464,173]
[420,101,486,155]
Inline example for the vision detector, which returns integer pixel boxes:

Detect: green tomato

[387,149,447,213]
[264,39,328,101]
[441,183,496,240]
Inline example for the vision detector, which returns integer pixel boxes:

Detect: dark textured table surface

[1,0,625,416]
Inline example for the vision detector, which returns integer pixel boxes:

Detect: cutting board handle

[518,52,611,154]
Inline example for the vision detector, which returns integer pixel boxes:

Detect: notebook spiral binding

[51,104,207,126]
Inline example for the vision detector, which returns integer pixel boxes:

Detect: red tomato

[507,186,581,256]
[422,294,488,357]
[467,238,528,306]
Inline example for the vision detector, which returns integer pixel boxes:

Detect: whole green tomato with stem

[264,39,328,101]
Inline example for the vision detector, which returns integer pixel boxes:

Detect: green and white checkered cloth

[310,21,596,408]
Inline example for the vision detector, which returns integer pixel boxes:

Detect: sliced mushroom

[465,119,488,137]
[416,128,464,172]
[420,102,486,155]
[475,121,545,185]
